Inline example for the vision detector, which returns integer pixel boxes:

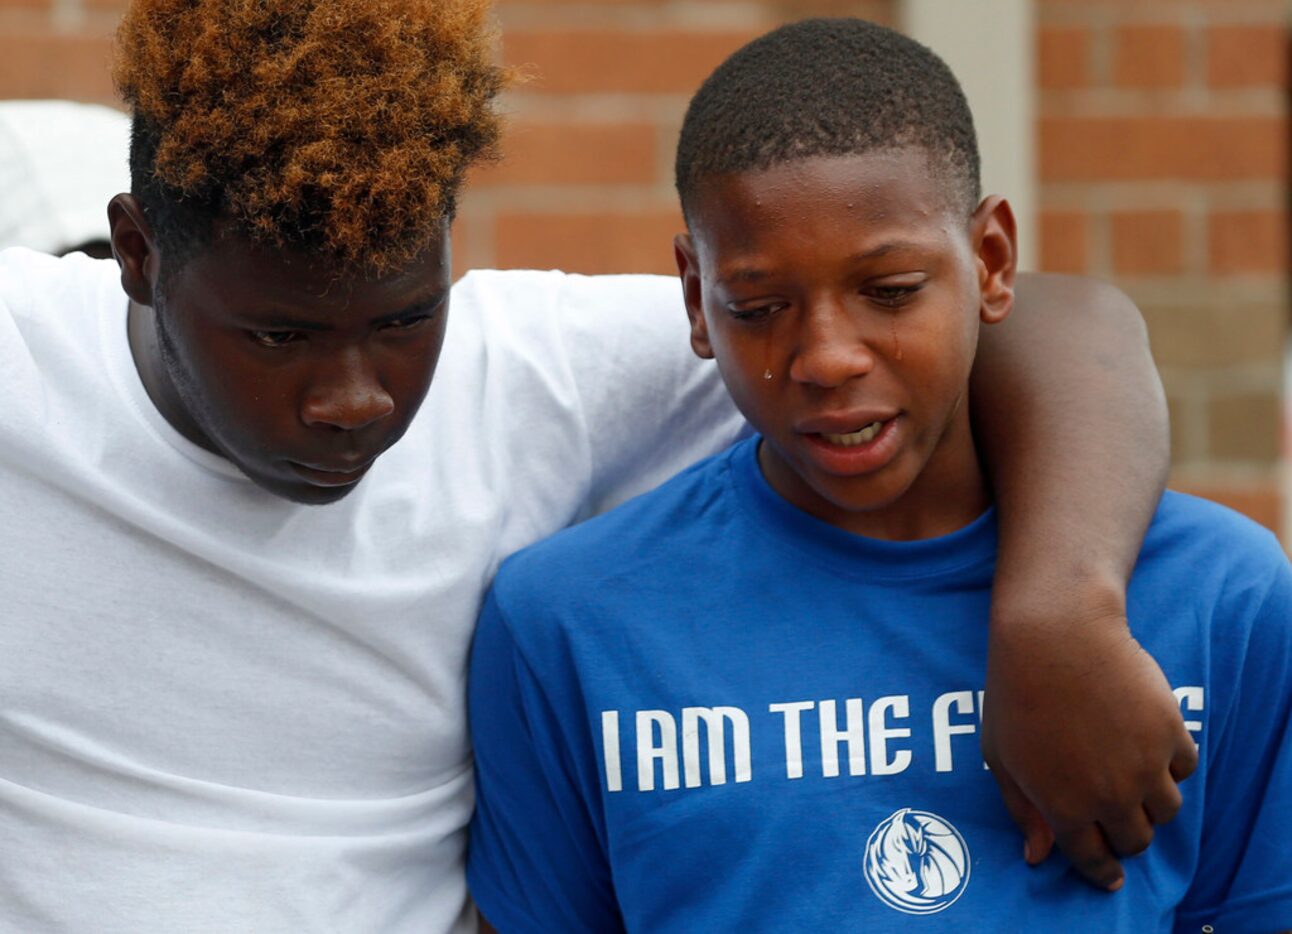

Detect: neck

[760,403,991,542]
[126,299,219,455]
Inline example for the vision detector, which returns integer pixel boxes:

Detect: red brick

[1207,393,1281,463]
[1038,0,1259,6]
[1039,116,1286,181]
[502,0,703,4]
[1038,27,1091,90]
[1112,24,1187,88]
[472,121,658,187]
[1208,24,1288,88]
[1038,210,1089,274]
[494,210,686,275]
[1208,210,1287,275]
[1111,210,1184,274]
[0,31,116,101]
[503,29,766,95]
[1141,302,1283,369]
[502,0,892,13]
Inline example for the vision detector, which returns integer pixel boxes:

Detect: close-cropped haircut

[114,0,507,276]
[675,18,980,224]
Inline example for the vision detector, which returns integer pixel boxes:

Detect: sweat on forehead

[674,17,981,224]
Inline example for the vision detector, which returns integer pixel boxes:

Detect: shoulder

[1142,491,1286,583]
[490,442,742,617]
[1136,491,1290,642]
[444,268,684,378]
[0,248,119,398]
[451,268,678,318]
[0,247,118,333]
[449,268,684,348]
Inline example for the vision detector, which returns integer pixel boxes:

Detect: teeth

[821,421,883,446]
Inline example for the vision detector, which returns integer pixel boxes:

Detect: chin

[283,484,361,506]
[811,472,914,516]
[243,468,364,506]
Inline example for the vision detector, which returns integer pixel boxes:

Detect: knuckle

[1175,748,1200,778]
[1054,834,1098,865]
[1155,794,1183,823]
[1120,828,1154,857]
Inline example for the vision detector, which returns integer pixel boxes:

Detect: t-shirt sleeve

[467,584,625,934]
[1174,552,1292,933]
[552,273,749,516]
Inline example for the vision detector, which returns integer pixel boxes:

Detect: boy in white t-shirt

[0,0,1197,928]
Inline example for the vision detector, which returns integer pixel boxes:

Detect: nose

[301,348,396,431]
[788,299,876,389]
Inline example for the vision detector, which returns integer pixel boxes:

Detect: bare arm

[971,272,1197,889]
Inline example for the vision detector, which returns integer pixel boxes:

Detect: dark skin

[108,187,1191,902]
[681,153,1014,543]
[675,153,1194,892]
[111,196,450,506]
[973,271,1195,878]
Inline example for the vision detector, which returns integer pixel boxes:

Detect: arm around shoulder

[970,272,1196,890]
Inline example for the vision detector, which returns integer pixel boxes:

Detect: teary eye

[865,283,922,308]
[249,330,299,348]
[727,302,788,323]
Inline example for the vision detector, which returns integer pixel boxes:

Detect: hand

[981,595,1198,890]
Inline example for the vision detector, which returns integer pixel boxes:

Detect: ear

[674,232,714,360]
[969,195,1017,326]
[108,193,160,308]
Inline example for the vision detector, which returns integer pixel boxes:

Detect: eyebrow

[714,268,771,287]
[239,291,447,331]
[847,240,926,262]
[715,240,928,287]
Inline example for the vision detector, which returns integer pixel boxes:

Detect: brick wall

[453,0,895,279]
[2,0,1284,534]
[0,1,118,102]
[1037,0,1287,534]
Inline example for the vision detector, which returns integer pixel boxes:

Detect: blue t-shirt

[467,437,1292,933]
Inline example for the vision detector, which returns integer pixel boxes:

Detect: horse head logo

[863,808,970,915]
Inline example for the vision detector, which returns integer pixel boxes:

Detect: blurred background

[1,0,1286,542]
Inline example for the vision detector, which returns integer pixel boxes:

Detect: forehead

[167,226,450,322]
[689,150,962,255]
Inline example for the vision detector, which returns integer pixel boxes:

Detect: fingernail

[1108,876,1125,892]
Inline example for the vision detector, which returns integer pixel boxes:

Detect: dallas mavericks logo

[863,808,971,914]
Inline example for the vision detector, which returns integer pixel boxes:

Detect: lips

[796,409,900,436]
[287,457,377,487]
[797,413,902,475]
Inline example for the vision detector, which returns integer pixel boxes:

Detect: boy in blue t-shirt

[466,18,1292,933]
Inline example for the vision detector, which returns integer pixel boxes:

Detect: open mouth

[819,421,884,447]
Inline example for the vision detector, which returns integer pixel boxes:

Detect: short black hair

[675,17,980,223]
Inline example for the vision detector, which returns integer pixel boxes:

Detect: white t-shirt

[0,249,745,932]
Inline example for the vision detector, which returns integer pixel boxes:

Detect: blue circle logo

[863,808,971,915]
